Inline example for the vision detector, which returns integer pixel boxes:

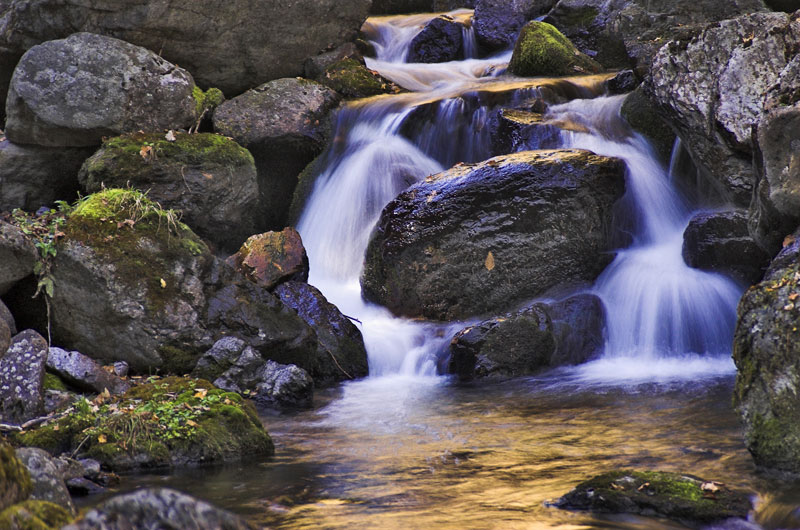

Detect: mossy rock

[319,58,402,99]
[42,374,68,393]
[0,440,32,512]
[79,132,259,252]
[13,377,273,472]
[509,21,602,78]
[0,500,73,530]
[556,470,752,525]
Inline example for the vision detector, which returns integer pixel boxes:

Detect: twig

[342,314,362,325]
[327,350,353,380]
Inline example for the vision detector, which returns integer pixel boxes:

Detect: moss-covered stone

[0,500,73,529]
[556,470,752,525]
[0,440,32,512]
[320,58,402,99]
[42,374,68,392]
[509,21,602,77]
[13,377,273,472]
[192,86,225,117]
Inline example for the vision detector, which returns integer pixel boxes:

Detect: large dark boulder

[275,281,369,384]
[619,87,676,164]
[0,329,48,425]
[556,470,752,525]
[50,189,317,374]
[63,488,253,530]
[0,0,371,98]
[447,294,604,379]
[508,21,602,77]
[645,11,798,208]
[474,0,558,51]
[733,232,800,473]
[79,132,260,253]
[361,149,625,320]
[682,211,770,285]
[0,140,93,212]
[5,33,196,148]
[408,15,465,63]
[544,0,769,74]
[0,221,37,296]
[213,79,340,231]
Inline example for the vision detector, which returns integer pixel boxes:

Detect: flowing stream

[105,11,800,529]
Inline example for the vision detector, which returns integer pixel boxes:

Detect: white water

[297,12,744,384]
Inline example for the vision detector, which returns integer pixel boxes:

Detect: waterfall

[297,13,743,382]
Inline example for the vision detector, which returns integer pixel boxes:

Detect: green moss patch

[509,21,602,77]
[320,58,402,99]
[13,376,273,472]
[0,440,32,512]
[42,374,68,392]
[0,500,73,530]
[556,470,752,524]
[62,188,209,313]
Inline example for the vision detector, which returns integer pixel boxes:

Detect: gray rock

[603,69,637,94]
[191,336,250,382]
[66,477,106,496]
[0,220,37,296]
[62,487,254,530]
[5,32,197,148]
[15,447,74,513]
[47,347,130,395]
[78,132,261,253]
[474,0,558,51]
[275,282,369,385]
[733,231,800,473]
[0,317,9,356]
[682,210,770,285]
[213,79,341,230]
[0,298,16,336]
[619,87,676,163]
[49,190,317,375]
[408,15,465,63]
[448,294,605,379]
[646,11,797,207]
[0,139,94,212]
[44,390,76,414]
[112,361,128,378]
[490,108,563,155]
[206,344,315,409]
[304,42,364,81]
[361,149,625,320]
[0,0,371,97]
[0,329,47,424]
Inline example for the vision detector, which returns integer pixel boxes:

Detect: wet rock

[305,42,364,80]
[319,58,403,99]
[408,15,464,63]
[66,477,106,497]
[0,319,9,357]
[195,339,314,408]
[370,0,436,13]
[0,500,73,530]
[0,440,31,512]
[544,0,768,74]
[14,377,274,472]
[0,299,16,336]
[603,69,637,94]
[79,132,260,253]
[555,470,752,525]
[448,294,604,379]
[213,79,340,231]
[5,33,196,148]
[619,87,675,163]
[474,0,558,51]
[63,487,254,530]
[0,221,37,296]
[733,232,800,473]
[112,362,128,378]
[646,11,798,208]
[491,108,563,154]
[682,211,770,285]
[50,189,317,374]
[362,149,625,320]
[750,57,800,254]
[0,0,371,98]
[275,281,369,384]
[14,448,74,513]
[509,21,602,77]
[44,390,77,414]
[226,229,310,291]
[0,330,48,425]
[0,140,94,212]
[47,347,130,396]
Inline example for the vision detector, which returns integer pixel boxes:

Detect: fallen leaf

[485,251,495,271]
[140,145,153,160]
[784,235,796,248]
[186,420,198,427]
[53,425,60,431]
[202,172,213,179]
[193,388,208,398]
[790,293,799,301]
[637,482,651,492]
[610,483,624,491]
[701,482,720,493]
[160,278,167,289]
[784,303,795,311]
[165,130,176,142]
[98,434,107,444]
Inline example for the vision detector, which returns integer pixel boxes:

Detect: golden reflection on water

[102,375,800,529]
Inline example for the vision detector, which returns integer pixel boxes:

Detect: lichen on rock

[509,21,602,77]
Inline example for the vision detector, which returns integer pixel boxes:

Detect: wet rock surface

[509,21,601,77]
[474,0,558,51]
[46,347,130,396]
[0,330,48,425]
[226,228,310,291]
[408,15,465,63]
[5,33,196,148]
[362,149,625,320]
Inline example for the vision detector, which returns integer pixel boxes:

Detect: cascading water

[298,10,743,383]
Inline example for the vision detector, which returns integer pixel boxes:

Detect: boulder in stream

[5,33,197,148]
[555,470,753,525]
[509,21,602,77]
[361,149,625,320]
[318,58,403,99]
[408,15,465,63]
[474,0,558,51]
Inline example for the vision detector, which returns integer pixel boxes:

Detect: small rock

[112,361,129,378]
[66,477,106,497]
[408,15,465,64]
[604,69,638,94]
[226,228,309,291]
[15,448,74,513]
[0,329,48,425]
[47,347,130,395]
[192,337,250,382]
